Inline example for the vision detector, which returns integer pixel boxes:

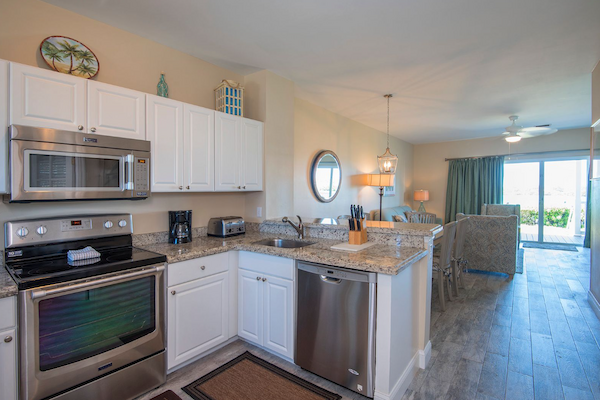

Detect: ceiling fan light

[505,135,522,143]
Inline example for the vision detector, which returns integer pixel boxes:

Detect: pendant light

[378,94,398,174]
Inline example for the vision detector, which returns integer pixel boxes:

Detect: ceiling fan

[502,115,558,143]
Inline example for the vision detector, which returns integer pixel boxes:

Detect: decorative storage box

[215,80,244,116]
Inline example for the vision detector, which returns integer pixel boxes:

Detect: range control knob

[36,226,48,236]
[118,220,127,228]
[16,227,29,238]
[104,221,114,229]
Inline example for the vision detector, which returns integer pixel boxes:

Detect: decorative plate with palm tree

[40,36,99,79]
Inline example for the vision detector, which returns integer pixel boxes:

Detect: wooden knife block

[348,219,368,245]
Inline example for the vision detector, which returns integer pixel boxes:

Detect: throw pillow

[393,214,408,223]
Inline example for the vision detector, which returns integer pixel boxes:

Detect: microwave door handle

[124,154,134,190]
[30,265,165,300]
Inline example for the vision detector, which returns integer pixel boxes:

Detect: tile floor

[138,247,600,400]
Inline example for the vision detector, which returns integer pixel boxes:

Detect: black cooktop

[5,236,166,290]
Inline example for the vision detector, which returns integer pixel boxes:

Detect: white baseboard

[589,290,600,321]
[374,351,419,400]
[418,341,432,369]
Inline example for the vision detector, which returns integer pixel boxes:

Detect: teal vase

[157,72,168,98]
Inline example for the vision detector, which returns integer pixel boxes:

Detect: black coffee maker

[169,210,192,244]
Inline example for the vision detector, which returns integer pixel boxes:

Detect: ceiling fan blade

[519,127,558,138]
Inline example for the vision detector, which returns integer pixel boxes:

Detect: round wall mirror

[311,150,342,203]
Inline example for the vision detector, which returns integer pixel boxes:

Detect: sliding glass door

[504,158,588,245]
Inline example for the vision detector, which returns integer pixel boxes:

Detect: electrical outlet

[257,207,262,218]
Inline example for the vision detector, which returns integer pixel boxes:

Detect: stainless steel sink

[253,238,316,248]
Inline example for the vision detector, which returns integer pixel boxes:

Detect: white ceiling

[44,0,600,144]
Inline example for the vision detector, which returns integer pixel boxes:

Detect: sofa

[457,213,518,276]
[370,205,443,225]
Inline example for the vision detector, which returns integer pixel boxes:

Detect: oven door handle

[30,265,165,300]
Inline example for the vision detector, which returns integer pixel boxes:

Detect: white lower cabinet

[167,254,231,370]
[238,252,295,360]
[0,296,17,400]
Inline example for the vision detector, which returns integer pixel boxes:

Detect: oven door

[19,265,166,400]
[10,139,144,202]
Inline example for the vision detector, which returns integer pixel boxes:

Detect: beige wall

[0,0,248,237]
[244,71,295,222]
[413,128,591,222]
[293,98,413,219]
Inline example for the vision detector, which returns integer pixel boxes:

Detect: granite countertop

[261,218,442,236]
[137,232,428,275]
[0,266,18,299]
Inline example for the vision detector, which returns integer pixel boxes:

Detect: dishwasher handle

[320,275,342,284]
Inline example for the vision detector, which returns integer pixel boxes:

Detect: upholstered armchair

[456,213,519,276]
[481,204,521,245]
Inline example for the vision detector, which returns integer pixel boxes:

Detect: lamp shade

[414,190,429,201]
[367,174,394,187]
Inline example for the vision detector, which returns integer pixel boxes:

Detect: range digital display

[71,220,82,226]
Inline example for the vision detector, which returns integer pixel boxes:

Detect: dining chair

[451,217,469,297]
[406,211,437,224]
[432,221,457,312]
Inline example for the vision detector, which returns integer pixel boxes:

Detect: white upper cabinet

[146,95,184,192]
[241,118,264,191]
[215,112,241,191]
[0,59,9,194]
[10,62,86,132]
[215,112,263,192]
[87,81,145,139]
[184,104,214,191]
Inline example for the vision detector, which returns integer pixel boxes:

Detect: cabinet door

[146,95,184,192]
[184,104,214,191]
[87,81,145,139]
[237,269,263,344]
[241,118,263,191]
[10,62,86,131]
[0,328,17,400]
[262,274,294,359]
[167,271,229,369]
[214,112,241,191]
[0,60,8,194]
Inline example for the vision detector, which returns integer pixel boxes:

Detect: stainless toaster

[207,216,246,237]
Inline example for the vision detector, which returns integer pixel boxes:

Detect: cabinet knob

[256,276,261,281]
[171,290,176,295]
[90,127,96,132]
[186,186,190,190]
[238,186,242,189]
[200,266,205,270]
[243,186,246,189]
[179,186,183,190]
[77,125,84,131]
[262,277,267,282]
[4,336,12,343]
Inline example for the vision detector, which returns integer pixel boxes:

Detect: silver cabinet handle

[256,276,261,281]
[262,277,267,282]
[77,125,84,130]
[186,186,190,190]
[90,127,96,132]
[200,266,205,270]
[179,186,183,190]
[171,290,176,295]
[4,336,12,343]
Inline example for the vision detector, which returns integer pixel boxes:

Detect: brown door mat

[182,351,342,400]
[149,390,183,400]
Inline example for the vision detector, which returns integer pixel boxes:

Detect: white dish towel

[67,246,101,262]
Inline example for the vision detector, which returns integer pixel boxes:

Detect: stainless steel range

[4,214,167,400]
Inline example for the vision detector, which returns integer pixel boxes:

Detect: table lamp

[414,190,429,212]
[367,174,395,221]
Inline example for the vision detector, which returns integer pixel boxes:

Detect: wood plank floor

[137,247,599,400]
[403,247,600,400]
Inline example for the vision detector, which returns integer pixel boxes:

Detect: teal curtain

[445,156,504,223]
[584,178,592,248]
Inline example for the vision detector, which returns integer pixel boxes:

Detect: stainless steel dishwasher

[295,261,377,398]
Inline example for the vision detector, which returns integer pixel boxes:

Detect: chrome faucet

[282,216,305,239]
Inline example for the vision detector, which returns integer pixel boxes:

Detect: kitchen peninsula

[135,219,441,400]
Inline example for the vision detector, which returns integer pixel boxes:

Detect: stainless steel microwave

[8,125,151,202]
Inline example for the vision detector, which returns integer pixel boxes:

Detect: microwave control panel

[134,157,149,194]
